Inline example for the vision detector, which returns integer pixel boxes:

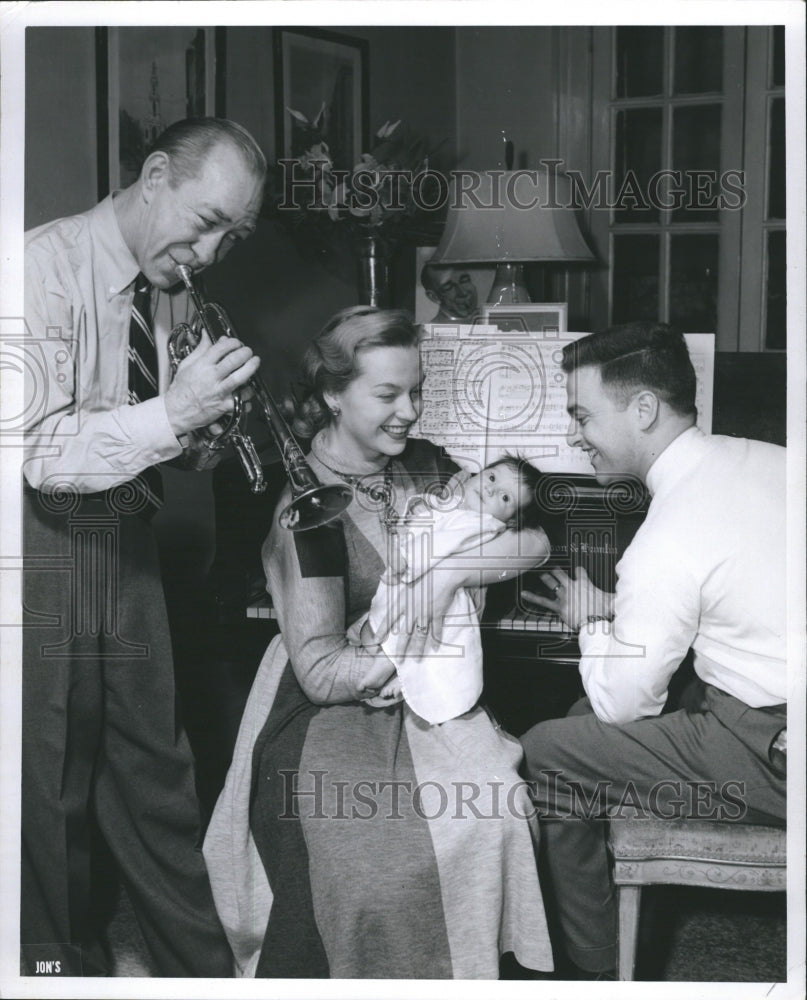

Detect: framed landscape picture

[95,26,225,197]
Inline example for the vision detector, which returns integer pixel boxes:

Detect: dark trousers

[21,489,232,977]
[520,686,786,973]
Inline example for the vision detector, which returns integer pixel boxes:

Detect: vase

[352,233,394,307]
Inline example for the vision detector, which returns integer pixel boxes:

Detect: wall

[22,24,459,573]
[209,25,457,394]
[454,27,596,326]
[25,28,99,228]
[25,25,457,350]
[224,26,456,176]
[455,27,557,171]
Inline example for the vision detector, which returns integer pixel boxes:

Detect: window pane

[616,27,664,98]
[672,104,722,221]
[674,27,724,94]
[612,235,659,324]
[615,108,662,222]
[669,234,719,332]
[772,25,785,87]
[765,230,786,350]
[768,97,786,220]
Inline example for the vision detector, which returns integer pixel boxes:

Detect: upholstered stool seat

[608,818,787,980]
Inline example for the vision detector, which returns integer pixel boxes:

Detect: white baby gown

[364,500,503,724]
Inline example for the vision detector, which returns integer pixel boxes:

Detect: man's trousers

[520,686,786,974]
[21,488,233,977]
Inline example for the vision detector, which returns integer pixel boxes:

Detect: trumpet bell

[173,264,350,532]
[278,482,353,531]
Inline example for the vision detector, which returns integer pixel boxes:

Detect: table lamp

[429,160,595,305]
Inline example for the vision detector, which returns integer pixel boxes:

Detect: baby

[362,456,545,724]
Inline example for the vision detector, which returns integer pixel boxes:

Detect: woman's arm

[404,523,551,587]
[263,508,395,705]
[373,525,551,655]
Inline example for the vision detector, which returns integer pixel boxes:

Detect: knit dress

[203,437,553,979]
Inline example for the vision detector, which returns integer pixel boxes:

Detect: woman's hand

[354,618,397,695]
[373,566,462,660]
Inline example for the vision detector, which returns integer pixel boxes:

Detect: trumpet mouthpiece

[175,263,193,286]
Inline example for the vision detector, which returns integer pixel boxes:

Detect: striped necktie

[127,272,163,517]
[128,272,159,405]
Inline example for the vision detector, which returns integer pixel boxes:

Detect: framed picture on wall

[95,26,226,198]
[481,302,569,336]
[414,246,496,325]
[273,27,368,172]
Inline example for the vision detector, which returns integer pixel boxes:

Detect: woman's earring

[329,405,341,418]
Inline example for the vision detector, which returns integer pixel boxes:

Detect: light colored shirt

[578,427,787,724]
[24,194,190,493]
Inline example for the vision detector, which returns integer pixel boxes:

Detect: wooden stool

[608,817,786,980]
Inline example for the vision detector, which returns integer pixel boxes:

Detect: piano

[481,474,649,736]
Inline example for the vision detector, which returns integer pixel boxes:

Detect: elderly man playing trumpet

[22,117,265,976]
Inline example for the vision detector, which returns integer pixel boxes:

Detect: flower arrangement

[277,108,442,240]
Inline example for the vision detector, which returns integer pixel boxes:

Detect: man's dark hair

[148,117,267,187]
[488,454,546,531]
[420,262,442,295]
[561,322,697,417]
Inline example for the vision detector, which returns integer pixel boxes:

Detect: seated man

[520,322,787,980]
[421,261,480,323]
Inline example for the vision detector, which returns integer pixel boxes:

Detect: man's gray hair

[147,117,267,186]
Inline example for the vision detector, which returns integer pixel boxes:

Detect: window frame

[577,25,784,352]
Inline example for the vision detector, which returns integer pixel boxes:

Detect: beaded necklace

[314,452,400,533]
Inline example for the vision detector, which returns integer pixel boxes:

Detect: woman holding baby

[203,306,553,979]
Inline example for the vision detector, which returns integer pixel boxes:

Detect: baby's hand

[378,676,403,700]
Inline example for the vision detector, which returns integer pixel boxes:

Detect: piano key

[246,596,278,620]
[497,605,573,635]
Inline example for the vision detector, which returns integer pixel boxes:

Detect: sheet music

[483,332,593,473]
[413,324,715,474]
[685,333,715,434]
[410,324,491,469]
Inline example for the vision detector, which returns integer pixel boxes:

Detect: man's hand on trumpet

[164,335,261,438]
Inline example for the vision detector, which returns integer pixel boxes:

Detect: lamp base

[486,262,532,304]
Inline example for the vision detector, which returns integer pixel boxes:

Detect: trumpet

[169,264,352,531]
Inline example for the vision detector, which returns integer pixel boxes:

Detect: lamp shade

[430,167,595,265]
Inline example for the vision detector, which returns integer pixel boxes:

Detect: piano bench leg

[616,884,641,980]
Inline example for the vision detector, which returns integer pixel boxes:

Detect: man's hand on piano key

[521,567,614,633]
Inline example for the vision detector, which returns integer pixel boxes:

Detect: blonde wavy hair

[291,306,420,439]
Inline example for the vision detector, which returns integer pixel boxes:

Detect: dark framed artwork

[273,27,368,171]
[482,302,569,336]
[95,26,226,198]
